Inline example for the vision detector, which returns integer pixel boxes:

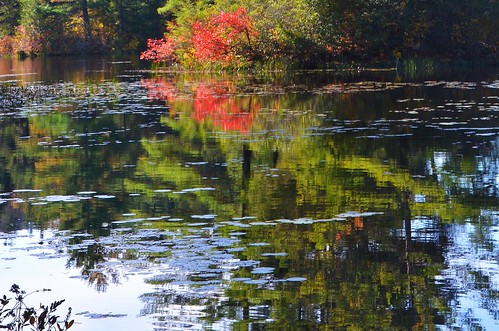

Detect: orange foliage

[353,216,364,230]
[11,25,43,56]
[335,217,364,242]
[0,35,13,55]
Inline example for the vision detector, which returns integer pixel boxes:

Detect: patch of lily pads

[1,181,387,330]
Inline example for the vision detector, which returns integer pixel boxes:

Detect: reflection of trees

[141,77,261,133]
[86,265,125,293]
[433,138,499,202]
[66,242,126,293]
[0,118,32,231]
[139,74,491,221]
[136,73,499,329]
[66,242,105,269]
[138,292,222,329]
[139,76,480,205]
[0,57,119,83]
[0,118,32,192]
[127,127,456,328]
[0,203,25,232]
[221,205,449,330]
[2,71,498,329]
[0,86,160,231]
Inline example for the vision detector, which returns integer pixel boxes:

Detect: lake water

[1,56,499,330]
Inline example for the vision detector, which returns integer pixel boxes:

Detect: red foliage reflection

[141,78,260,133]
[335,216,364,242]
[141,78,178,102]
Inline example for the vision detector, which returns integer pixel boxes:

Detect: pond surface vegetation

[1,56,499,330]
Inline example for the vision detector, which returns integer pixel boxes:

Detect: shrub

[191,8,257,66]
[0,35,14,56]
[11,25,43,57]
[140,7,257,69]
[140,26,178,63]
[0,284,74,331]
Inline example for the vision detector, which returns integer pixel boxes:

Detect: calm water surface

[1,57,499,330]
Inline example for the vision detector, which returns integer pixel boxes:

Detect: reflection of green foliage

[136,74,483,226]
[128,73,490,329]
[221,214,449,330]
[129,135,239,219]
[1,72,496,330]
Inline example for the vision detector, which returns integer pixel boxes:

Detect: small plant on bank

[0,284,74,331]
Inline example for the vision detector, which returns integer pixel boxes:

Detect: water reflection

[141,77,261,133]
[0,59,499,330]
[0,56,142,83]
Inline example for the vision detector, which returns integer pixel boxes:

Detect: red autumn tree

[140,8,257,67]
[191,8,257,65]
[140,23,179,63]
[140,37,177,63]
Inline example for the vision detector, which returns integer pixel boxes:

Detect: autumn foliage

[140,8,257,68]
[0,25,43,57]
[139,31,178,63]
[191,8,257,64]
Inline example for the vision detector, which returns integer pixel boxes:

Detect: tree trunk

[81,0,91,41]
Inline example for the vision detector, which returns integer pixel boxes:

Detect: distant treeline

[0,0,165,55]
[0,0,497,67]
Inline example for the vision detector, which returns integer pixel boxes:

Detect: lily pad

[251,267,275,274]
[285,277,307,282]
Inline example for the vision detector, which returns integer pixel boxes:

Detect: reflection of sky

[392,212,499,329]
[0,230,152,331]
[407,216,442,242]
[433,152,450,172]
[475,155,499,196]
[430,140,499,329]
[436,212,499,330]
[0,229,244,331]
[431,141,499,198]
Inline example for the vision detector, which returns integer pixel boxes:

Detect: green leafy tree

[225,0,321,64]
[13,0,72,55]
[311,0,498,62]
[155,0,323,66]
[0,0,20,36]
